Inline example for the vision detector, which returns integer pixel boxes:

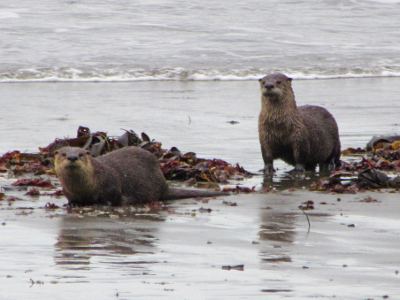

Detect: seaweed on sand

[311,136,400,193]
[1,126,252,186]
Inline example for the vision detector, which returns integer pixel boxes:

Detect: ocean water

[1,0,400,81]
[1,78,399,173]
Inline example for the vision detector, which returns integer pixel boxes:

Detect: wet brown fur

[258,73,341,174]
[55,146,227,206]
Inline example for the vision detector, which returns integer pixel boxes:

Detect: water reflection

[262,171,321,191]
[258,174,333,266]
[258,208,297,264]
[259,212,297,244]
[54,208,166,272]
[258,175,308,265]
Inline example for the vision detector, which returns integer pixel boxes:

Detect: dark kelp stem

[298,205,311,233]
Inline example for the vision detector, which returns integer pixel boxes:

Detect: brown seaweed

[1,127,252,186]
[2,127,400,194]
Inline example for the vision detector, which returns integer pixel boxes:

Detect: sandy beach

[1,78,400,299]
[1,185,400,299]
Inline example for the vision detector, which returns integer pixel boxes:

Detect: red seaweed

[12,179,54,188]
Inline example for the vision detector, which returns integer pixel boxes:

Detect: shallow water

[1,77,399,173]
[2,188,400,299]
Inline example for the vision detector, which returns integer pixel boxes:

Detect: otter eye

[61,153,67,157]
[276,81,282,84]
[79,153,85,158]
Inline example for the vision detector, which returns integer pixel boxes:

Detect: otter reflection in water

[54,210,165,272]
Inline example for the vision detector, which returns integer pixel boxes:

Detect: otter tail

[161,188,230,201]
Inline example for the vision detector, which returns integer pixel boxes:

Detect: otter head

[259,73,292,99]
[54,147,91,172]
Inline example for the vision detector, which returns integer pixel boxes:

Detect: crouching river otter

[55,146,228,206]
[258,73,341,175]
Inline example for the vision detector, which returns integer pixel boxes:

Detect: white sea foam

[0,11,20,19]
[0,67,399,83]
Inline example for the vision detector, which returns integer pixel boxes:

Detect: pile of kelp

[0,126,252,185]
[2,128,400,194]
[311,135,400,193]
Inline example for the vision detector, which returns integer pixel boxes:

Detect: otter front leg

[261,145,275,176]
[293,141,308,176]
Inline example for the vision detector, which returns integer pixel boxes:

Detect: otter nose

[265,84,274,89]
[67,155,79,162]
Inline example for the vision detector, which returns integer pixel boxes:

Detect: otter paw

[263,164,275,176]
[290,164,305,178]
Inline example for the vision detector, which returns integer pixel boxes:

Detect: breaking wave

[1,66,400,82]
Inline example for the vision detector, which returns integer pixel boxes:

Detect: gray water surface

[1,0,400,80]
[1,78,398,172]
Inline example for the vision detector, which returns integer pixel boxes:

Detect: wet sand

[1,77,400,298]
[1,186,400,299]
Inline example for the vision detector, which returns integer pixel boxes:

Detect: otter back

[97,147,169,205]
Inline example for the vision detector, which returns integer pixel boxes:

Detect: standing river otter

[55,146,228,206]
[258,73,341,175]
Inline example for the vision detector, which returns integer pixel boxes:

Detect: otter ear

[287,77,293,82]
